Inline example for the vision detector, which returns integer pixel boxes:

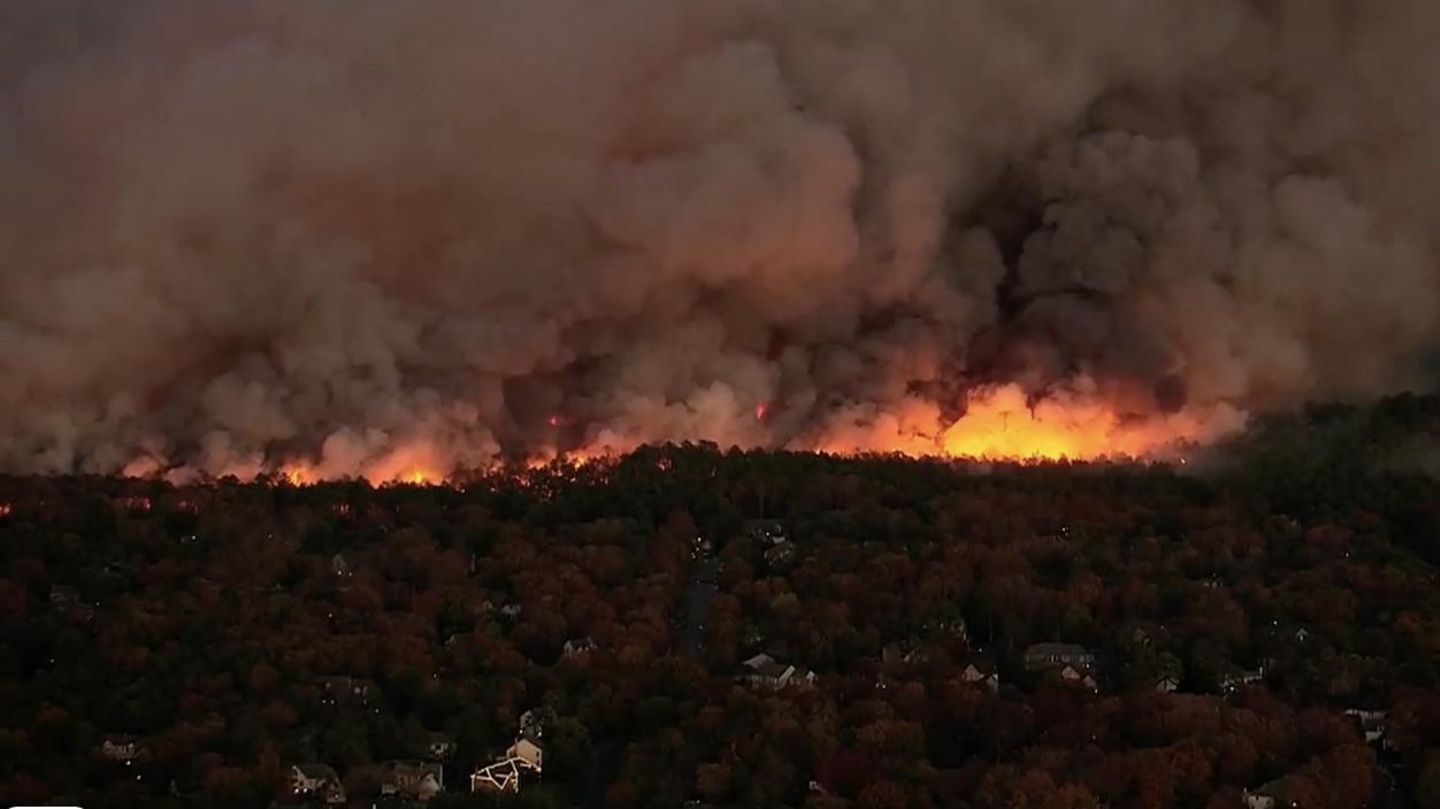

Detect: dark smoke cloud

[0,0,1437,476]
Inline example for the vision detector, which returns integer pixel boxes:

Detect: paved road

[679,555,719,656]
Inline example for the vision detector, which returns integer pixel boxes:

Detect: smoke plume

[1,0,1437,478]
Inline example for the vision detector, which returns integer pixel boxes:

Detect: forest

[6,395,1440,807]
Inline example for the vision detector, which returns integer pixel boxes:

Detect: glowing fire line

[123,384,1239,486]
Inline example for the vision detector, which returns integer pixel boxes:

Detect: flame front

[131,382,1243,486]
[937,384,1225,462]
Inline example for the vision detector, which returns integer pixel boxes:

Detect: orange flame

[279,463,317,486]
[938,384,1231,461]
[119,383,1240,486]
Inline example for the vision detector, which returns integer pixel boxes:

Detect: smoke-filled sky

[1,0,1438,479]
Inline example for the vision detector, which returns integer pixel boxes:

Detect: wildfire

[279,463,316,486]
[118,383,1240,486]
[937,384,1233,462]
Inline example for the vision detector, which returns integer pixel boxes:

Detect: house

[1057,663,1099,690]
[330,554,352,578]
[290,764,346,805]
[744,519,788,547]
[960,655,1000,693]
[379,760,444,801]
[1154,674,1182,693]
[882,639,931,667]
[1345,709,1387,745]
[117,495,152,514]
[1220,666,1266,693]
[471,758,525,793]
[926,616,968,643]
[561,636,597,659]
[50,586,95,621]
[763,541,796,566]
[518,707,554,742]
[507,738,544,771]
[49,586,79,610]
[99,735,146,764]
[471,738,544,794]
[740,653,815,690]
[741,624,765,649]
[320,675,377,706]
[499,603,523,619]
[1024,643,1096,672]
[425,731,457,760]
[1244,778,1294,809]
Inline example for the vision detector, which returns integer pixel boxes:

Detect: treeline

[1,410,1440,807]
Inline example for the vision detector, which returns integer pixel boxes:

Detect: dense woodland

[8,396,1440,807]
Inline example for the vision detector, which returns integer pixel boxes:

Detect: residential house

[1024,643,1097,690]
[1058,664,1098,690]
[320,675,377,707]
[116,495,152,514]
[379,760,444,802]
[518,707,554,742]
[425,731,457,760]
[744,520,788,548]
[499,603,523,620]
[1024,643,1096,672]
[1154,674,1182,693]
[561,636,597,660]
[960,655,1000,693]
[49,586,79,611]
[763,541,796,566]
[507,738,544,771]
[471,738,544,794]
[1244,778,1294,809]
[740,653,815,690]
[99,735,146,764]
[50,586,95,621]
[926,615,968,643]
[1220,666,1266,693]
[1345,709,1388,746]
[290,764,346,805]
[471,759,525,793]
[330,554,352,578]
[882,639,931,667]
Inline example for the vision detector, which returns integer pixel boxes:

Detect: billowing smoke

[1,0,1437,478]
